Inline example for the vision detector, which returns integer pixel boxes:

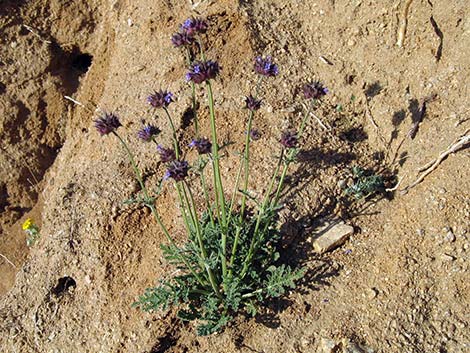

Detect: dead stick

[0,253,16,268]
[310,111,331,131]
[402,131,469,192]
[418,129,469,171]
[397,0,414,47]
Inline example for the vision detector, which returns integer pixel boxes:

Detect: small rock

[318,338,339,353]
[313,222,354,254]
[440,253,455,262]
[300,336,312,348]
[445,230,456,242]
[342,338,375,353]
[338,179,347,189]
[367,288,378,300]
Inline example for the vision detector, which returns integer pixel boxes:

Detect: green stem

[199,164,215,227]
[197,36,206,61]
[176,183,195,233]
[240,149,284,278]
[113,132,205,286]
[184,181,221,297]
[271,100,314,206]
[206,80,228,278]
[206,81,227,226]
[185,48,199,136]
[227,160,244,225]
[163,107,180,158]
[298,99,315,138]
[152,140,192,233]
[228,76,264,276]
[239,109,254,218]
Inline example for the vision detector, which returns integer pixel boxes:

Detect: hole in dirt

[51,276,76,297]
[71,53,93,72]
[48,45,93,96]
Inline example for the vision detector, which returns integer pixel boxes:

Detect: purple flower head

[147,90,174,108]
[186,60,220,84]
[181,17,208,37]
[245,95,262,111]
[280,130,298,148]
[171,31,194,47]
[254,56,279,77]
[249,129,261,141]
[94,112,122,136]
[302,81,329,100]
[164,160,190,182]
[189,137,212,155]
[157,145,176,163]
[137,125,160,141]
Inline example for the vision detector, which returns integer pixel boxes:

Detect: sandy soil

[0,0,469,352]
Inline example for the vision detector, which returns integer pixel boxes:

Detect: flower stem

[184,181,221,297]
[199,163,215,227]
[239,109,254,218]
[163,107,180,158]
[206,80,228,278]
[113,132,205,286]
[240,149,284,278]
[185,48,199,136]
[271,100,314,206]
[228,76,264,276]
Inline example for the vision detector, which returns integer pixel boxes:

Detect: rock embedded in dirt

[440,253,455,262]
[312,222,355,254]
[342,338,375,353]
[445,230,456,242]
[317,338,339,353]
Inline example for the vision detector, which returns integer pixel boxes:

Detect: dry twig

[0,252,16,268]
[401,130,469,193]
[364,97,387,147]
[385,174,406,192]
[396,0,415,47]
[22,24,52,44]
[310,111,331,131]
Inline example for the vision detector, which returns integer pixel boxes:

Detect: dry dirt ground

[0,0,469,352]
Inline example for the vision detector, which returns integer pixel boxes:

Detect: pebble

[347,38,356,47]
[312,221,354,254]
[318,338,338,353]
[367,288,378,300]
[445,230,456,242]
[440,254,455,262]
[337,179,347,189]
[342,338,374,353]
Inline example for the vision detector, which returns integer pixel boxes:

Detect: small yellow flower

[22,218,33,231]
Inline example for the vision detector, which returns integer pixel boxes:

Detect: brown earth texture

[0,0,469,352]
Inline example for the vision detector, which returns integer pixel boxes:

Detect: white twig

[22,24,52,44]
[310,111,331,131]
[364,97,387,147]
[319,56,333,65]
[402,130,469,193]
[0,253,16,268]
[385,174,406,192]
[396,0,414,47]
[64,95,85,107]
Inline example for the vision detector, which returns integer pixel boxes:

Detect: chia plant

[95,17,329,335]
[345,166,385,199]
